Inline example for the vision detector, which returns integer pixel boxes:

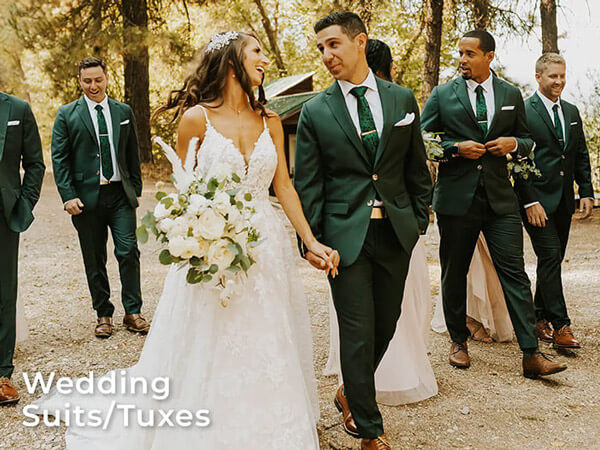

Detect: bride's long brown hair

[153,31,268,122]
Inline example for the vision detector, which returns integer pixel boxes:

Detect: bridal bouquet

[136,137,261,306]
[506,151,542,180]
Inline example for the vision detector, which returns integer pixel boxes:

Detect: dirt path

[3,178,599,449]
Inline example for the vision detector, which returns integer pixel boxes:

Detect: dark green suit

[52,96,143,318]
[421,76,538,351]
[294,78,432,438]
[516,93,595,328]
[0,92,45,378]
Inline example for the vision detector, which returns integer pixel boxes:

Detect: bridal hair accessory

[206,31,240,53]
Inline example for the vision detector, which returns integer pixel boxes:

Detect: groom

[294,12,432,449]
[420,30,567,377]
[0,92,45,404]
[52,57,148,338]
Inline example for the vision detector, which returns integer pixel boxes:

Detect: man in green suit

[294,12,431,449]
[421,30,567,378]
[52,57,149,338]
[0,92,45,404]
[516,53,595,349]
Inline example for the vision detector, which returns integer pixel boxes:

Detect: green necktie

[95,104,114,180]
[475,85,488,135]
[552,104,565,151]
[350,86,379,164]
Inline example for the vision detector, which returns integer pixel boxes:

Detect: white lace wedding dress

[33,109,320,449]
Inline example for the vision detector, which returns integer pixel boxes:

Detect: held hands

[65,198,84,215]
[457,137,517,159]
[580,198,594,219]
[305,240,340,278]
[525,203,548,228]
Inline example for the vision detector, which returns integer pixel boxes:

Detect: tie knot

[350,86,368,98]
[475,84,484,95]
[95,104,103,112]
[553,104,559,112]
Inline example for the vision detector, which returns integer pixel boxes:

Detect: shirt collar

[84,94,109,111]
[465,72,493,93]
[338,70,379,98]
[536,90,561,110]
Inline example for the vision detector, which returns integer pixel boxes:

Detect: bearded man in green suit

[294,12,432,449]
[52,57,149,338]
[516,53,595,349]
[421,30,567,379]
[0,92,45,404]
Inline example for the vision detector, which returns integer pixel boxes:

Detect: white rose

[166,216,190,240]
[207,239,236,272]
[213,191,232,215]
[168,236,201,259]
[158,217,176,234]
[188,194,210,215]
[153,193,179,219]
[195,208,226,240]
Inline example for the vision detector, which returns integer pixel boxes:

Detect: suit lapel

[109,99,120,157]
[487,76,505,135]
[0,94,9,162]
[324,82,371,166]
[77,96,99,147]
[453,78,479,130]
[531,93,560,144]
[373,78,394,168]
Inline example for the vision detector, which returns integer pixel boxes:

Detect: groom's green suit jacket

[52,96,142,210]
[515,93,595,214]
[0,92,45,232]
[294,78,432,267]
[421,76,534,216]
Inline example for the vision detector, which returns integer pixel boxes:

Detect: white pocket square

[394,113,415,127]
[570,121,578,126]
[7,120,20,126]
[120,119,130,125]
[501,105,515,111]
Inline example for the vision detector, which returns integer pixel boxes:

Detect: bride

[33,31,338,449]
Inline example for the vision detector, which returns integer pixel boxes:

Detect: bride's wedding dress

[33,109,320,449]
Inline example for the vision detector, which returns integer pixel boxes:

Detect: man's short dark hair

[314,11,367,39]
[78,57,106,75]
[462,30,496,53]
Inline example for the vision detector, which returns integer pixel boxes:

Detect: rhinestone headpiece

[206,31,240,53]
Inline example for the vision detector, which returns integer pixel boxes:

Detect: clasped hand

[304,240,340,278]
[458,137,517,159]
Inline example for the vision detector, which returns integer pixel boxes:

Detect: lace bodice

[195,106,278,202]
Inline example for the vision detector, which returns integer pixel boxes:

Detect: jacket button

[96,171,100,175]
[476,164,483,170]
[559,171,564,176]
[97,154,100,158]
[372,174,379,181]
[367,200,374,206]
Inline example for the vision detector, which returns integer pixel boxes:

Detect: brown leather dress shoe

[449,341,470,368]
[95,317,113,338]
[522,351,567,379]
[123,314,150,334]
[361,433,392,450]
[334,384,359,438]
[553,325,581,349]
[0,377,20,405]
[536,319,554,343]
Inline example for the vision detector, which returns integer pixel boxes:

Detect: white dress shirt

[84,94,121,183]
[337,70,384,206]
[536,90,565,140]
[465,73,495,128]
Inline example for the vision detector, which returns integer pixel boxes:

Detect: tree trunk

[357,0,374,28]
[471,0,490,30]
[421,0,443,103]
[122,0,152,163]
[540,0,559,53]
[252,0,287,75]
